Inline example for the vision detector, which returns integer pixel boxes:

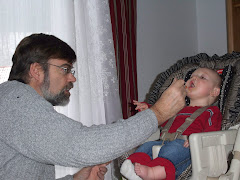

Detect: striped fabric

[206,109,214,126]
[109,0,138,119]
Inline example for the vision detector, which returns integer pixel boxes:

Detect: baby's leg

[135,163,166,180]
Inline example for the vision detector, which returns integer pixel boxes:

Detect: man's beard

[41,74,73,106]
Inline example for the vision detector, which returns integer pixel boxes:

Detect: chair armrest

[189,130,237,180]
[219,127,240,180]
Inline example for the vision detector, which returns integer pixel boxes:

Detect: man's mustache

[65,82,73,91]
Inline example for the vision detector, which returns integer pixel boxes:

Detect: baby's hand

[133,100,149,112]
[183,140,189,148]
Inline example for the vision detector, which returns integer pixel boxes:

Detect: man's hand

[73,162,110,180]
[150,78,186,125]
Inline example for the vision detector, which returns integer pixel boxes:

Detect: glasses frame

[45,63,75,76]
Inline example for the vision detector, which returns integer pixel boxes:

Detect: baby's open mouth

[186,81,195,89]
[190,81,195,88]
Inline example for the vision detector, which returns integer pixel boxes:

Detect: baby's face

[185,68,219,99]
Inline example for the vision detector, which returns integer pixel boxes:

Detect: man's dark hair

[8,33,76,83]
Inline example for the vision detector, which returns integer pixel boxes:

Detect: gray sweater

[0,81,158,180]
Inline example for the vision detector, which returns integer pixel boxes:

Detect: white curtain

[0,0,122,179]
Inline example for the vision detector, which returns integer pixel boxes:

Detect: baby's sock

[120,159,142,180]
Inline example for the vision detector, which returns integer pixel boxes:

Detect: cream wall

[196,0,227,55]
[137,0,227,101]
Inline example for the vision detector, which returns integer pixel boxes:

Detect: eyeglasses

[46,63,75,76]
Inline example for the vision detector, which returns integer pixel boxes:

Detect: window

[0,66,11,84]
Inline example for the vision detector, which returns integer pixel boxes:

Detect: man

[0,33,186,180]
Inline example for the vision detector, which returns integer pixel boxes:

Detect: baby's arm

[133,100,150,112]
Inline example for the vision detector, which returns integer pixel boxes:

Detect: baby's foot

[120,159,142,180]
[134,163,166,180]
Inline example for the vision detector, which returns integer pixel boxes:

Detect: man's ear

[210,87,220,97]
[29,63,44,81]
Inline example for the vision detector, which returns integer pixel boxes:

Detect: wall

[196,0,227,56]
[137,0,227,101]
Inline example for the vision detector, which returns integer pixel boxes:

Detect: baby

[121,68,222,180]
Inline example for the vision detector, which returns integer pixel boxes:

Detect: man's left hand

[73,162,110,180]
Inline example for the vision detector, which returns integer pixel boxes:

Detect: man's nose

[67,73,77,83]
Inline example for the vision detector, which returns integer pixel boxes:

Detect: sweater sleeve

[0,84,158,168]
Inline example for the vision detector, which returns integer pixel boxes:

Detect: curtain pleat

[109,0,138,119]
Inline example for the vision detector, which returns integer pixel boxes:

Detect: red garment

[161,106,222,136]
[138,103,222,135]
[128,105,222,179]
[128,152,175,180]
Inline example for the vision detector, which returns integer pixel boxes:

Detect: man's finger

[171,78,185,87]
[172,77,177,84]
[99,166,108,174]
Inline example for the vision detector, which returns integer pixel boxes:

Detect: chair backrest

[146,52,240,131]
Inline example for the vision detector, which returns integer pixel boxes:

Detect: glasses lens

[71,70,75,76]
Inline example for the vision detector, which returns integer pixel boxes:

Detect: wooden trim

[227,0,240,52]
[233,1,240,8]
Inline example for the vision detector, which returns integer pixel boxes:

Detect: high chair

[120,52,240,180]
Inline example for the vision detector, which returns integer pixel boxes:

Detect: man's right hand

[150,78,186,125]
